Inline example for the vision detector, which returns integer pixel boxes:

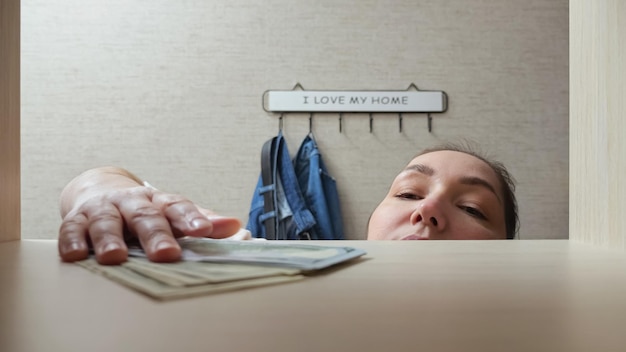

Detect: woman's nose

[410,197,447,230]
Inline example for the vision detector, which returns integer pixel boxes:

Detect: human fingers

[150,192,216,238]
[82,200,129,265]
[58,199,130,265]
[114,188,181,263]
[149,191,242,239]
[197,208,242,238]
[58,212,90,262]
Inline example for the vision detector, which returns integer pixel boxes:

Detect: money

[77,257,304,300]
[128,237,367,271]
[77,239,366,300]
[123,257,300,286]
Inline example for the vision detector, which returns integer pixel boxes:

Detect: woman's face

[367,150,507,240]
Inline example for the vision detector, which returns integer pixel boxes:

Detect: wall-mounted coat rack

[262,83,448,133]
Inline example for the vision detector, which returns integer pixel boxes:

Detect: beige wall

[570,0,626,248]
[22,0,569,240]
[0,0,20,242]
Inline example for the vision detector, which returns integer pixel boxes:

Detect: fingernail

[191,218,211,229]
[154,240,172,252]
[63,241,83,254]
[102,242,120,253]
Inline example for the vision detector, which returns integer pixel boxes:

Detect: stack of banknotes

[77,238,366,300]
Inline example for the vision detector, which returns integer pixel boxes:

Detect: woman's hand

[58,167,241,265]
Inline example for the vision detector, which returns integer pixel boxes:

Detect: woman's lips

[401,234,427,240]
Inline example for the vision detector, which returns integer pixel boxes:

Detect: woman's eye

[396,193,422,200]
[460,206,487,220]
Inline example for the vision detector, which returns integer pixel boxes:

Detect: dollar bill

[123,257,301,286]
[78,239,366,300]
[128,237,367,271]
[76,258,303,300]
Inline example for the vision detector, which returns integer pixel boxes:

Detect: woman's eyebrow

[404,164,434,176]
[459,176,502,204]
[404,164,502,204]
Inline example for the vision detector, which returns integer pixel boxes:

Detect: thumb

[196,208,242,238]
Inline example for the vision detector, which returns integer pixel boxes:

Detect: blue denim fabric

[293,134,344,240]
[246,133,344,240]
[246,132,317,240]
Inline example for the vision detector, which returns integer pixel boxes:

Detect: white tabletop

[2,239,626,352]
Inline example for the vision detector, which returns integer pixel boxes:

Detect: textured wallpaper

[22,0,569,240]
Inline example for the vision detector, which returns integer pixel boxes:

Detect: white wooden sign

[263,90,447,113]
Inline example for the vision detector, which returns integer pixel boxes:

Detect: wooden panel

[570,0,626,248]
[3,240,626,351]
[0,0,20,242]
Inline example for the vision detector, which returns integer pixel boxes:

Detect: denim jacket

[293,134,344,240]
[246,133,344,240]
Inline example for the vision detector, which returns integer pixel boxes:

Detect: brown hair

[418,143,519,239]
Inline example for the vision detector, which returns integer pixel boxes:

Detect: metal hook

[428,113,432,133]
[369,113,373,133]
[309,113,313,134]
[399,113,403,133]
[278,113,283,131]
[339,113,343,133]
